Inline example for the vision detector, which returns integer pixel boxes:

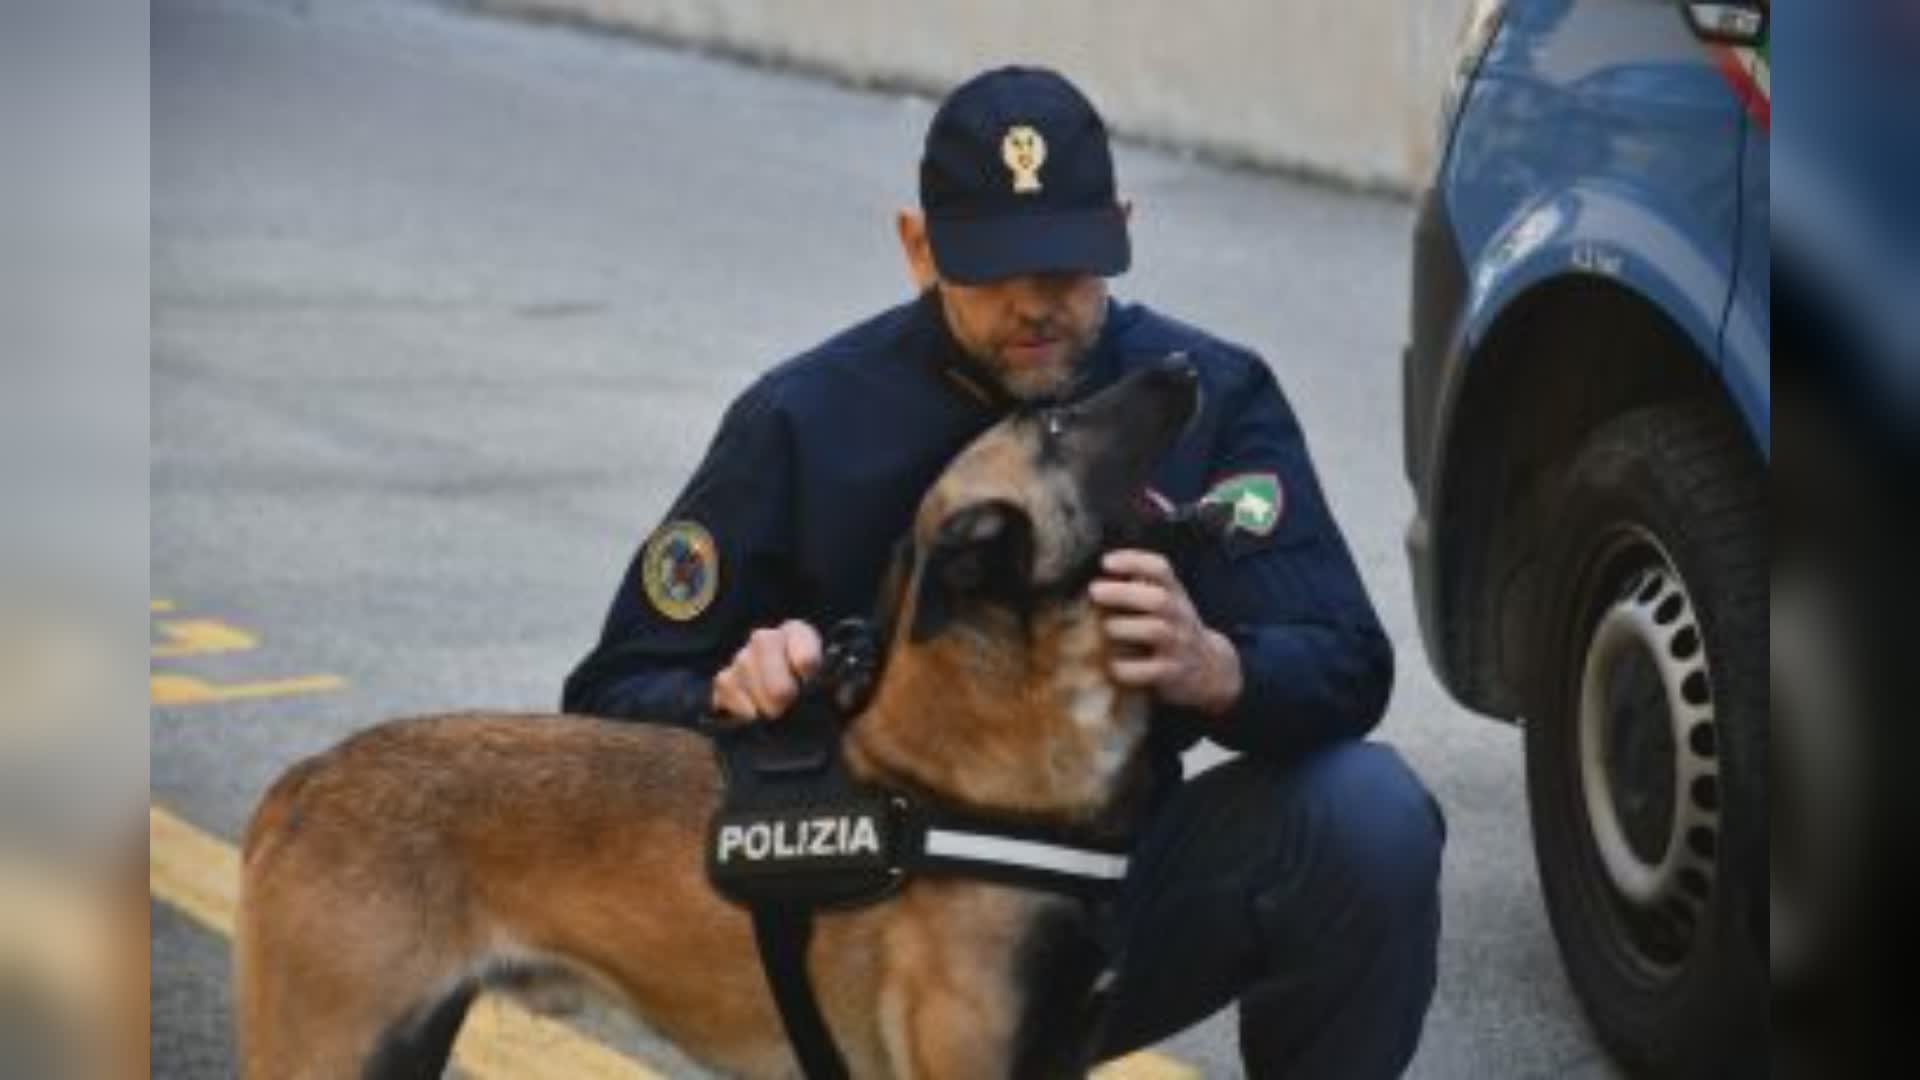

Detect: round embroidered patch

[641,520,719,621]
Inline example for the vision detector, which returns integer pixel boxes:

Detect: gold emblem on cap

[1001,125,1046,194]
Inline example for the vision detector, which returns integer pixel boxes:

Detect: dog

[233,359,1201,1079]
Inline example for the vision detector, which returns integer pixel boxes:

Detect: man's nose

[1019,272,1078,296]
[1007,273,1075,315]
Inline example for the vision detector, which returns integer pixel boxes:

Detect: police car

[1400,1,1768,1073]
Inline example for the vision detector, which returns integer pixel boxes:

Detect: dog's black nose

[1150,353,1200,386]
[1144,353,1202,432]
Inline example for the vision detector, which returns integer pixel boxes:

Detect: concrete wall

[480,0,1470,193]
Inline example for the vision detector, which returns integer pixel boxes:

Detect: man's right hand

[709,619,823,721]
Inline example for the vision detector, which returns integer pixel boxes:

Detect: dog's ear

[910,500,1035,643]
[873,532,916,646]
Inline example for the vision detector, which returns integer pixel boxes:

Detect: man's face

[896,210,1113,401]
[936,273,1108,400]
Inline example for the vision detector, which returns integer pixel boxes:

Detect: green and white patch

[1201,472,1284,537]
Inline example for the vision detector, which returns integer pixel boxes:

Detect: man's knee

[1263,742,1446,934]
[1231,744,1443,1077]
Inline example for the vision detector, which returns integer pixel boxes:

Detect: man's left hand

[1089,549,1243,716]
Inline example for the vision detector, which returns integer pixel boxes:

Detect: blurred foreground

[2,0,1919,1076]
[1,1,149,1077]
[1771,2,1920,1073]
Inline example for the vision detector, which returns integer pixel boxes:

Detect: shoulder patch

[641,520,719,621]
[1201,472,1284,537]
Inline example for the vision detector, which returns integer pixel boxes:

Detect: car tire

[1526,401,1767,1076]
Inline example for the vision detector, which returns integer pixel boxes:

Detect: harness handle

[814,617,880,714]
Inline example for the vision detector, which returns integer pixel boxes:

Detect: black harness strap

[749,904,847,1080]
[709,635,890,1080]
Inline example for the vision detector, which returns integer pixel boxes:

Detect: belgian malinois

[234,359,1202,1078]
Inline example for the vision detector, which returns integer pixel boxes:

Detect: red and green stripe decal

[1709,35,1770,129]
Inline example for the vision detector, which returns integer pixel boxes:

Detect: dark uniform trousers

[1091,741,1444,1078]
[565,293,1446,1077]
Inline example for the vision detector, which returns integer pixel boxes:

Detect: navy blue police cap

[919,66,1131,284]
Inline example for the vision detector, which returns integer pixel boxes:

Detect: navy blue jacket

[563,292,1392,770]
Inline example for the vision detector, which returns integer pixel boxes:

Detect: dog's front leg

[869,882,1075,1080]
[876,972,1019,1080]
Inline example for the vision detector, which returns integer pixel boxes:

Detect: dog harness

[705,620,1132,1080]
[704,499,1233,1079]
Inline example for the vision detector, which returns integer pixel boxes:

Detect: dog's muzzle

[1125,488,1235,553]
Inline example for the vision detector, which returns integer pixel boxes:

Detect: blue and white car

[1401,1,1769,1073]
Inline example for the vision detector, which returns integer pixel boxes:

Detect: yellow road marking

[148,805,662,1079]
[454,998,660,1079]
[149,805,240,936]
[152,618,260,659]
[150,673,346,707]
[1096,1051,1204,1079]
[151,599,177,613]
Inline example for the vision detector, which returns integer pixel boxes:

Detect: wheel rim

[1576,535,1720,972]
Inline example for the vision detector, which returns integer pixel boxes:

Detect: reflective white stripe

[924,829,1129,881]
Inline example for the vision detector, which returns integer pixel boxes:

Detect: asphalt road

[152,0,1620,1075]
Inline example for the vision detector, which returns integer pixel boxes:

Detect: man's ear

[909,500,1034,643]
[896,210,937,292]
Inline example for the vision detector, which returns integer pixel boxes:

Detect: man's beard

[977,312,1104,402]
[927,285,1107,402]
[985,343,1087,401]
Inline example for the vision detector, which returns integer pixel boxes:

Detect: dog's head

[893,356,1201,645]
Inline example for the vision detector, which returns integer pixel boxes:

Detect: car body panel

[1722,109,1770,457]
[1445,0,1746,435]
[1403,0,1766,710]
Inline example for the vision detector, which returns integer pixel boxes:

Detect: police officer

[566,66,1444,1078]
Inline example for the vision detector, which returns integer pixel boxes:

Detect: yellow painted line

[148,805,662,1079]
[1095,1050,1204,1079]
[453,998,660,1079]
[152,618,260,659]
[150,672,346,707]
[151,599,177,613]
[149,804,240,936]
